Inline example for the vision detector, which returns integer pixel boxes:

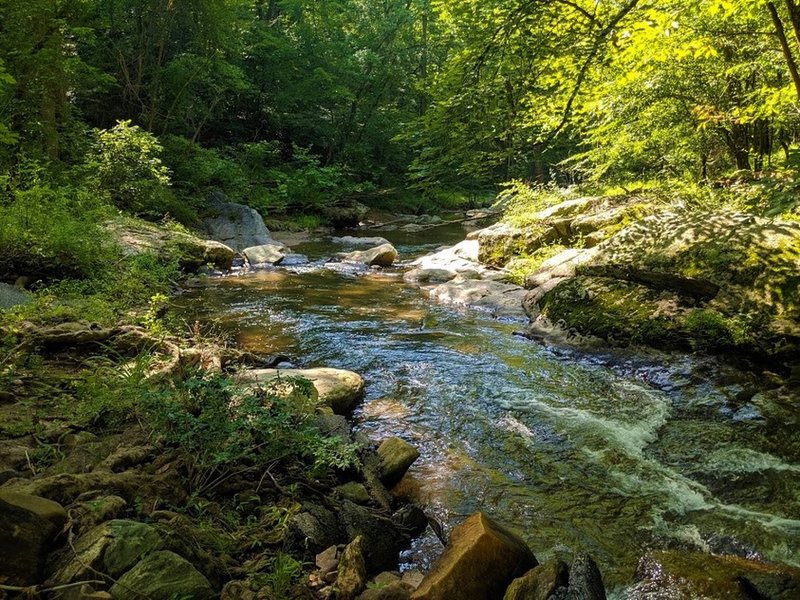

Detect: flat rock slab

[242,367,365,414]
[412,512,536,600]
[243,243,287,266]
[427,278,528,318]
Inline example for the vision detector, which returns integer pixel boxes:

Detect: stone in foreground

[411,512,536,600]
[504,560,568,600]
[242,243,287,266]
[241,367,365,414]
[377,437,420,488]
[343,243,399,267]
[0,496,58,585]
[110,550,215,600]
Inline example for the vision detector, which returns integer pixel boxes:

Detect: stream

[173,224,800,596]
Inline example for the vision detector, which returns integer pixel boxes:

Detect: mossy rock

[109,550,215,600]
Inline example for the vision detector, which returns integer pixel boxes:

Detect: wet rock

[411,512,536,600]
[336,535,367,600]
[403,268,459,284]
[0,496,58,585]
[243,243,287,266]
[504,560,568,600]
[391,504,429,538]
[51,519,163,583]
[340,501,408,573]
[409,241,493,280]
[377,437,420,488]
[630,550,800,600]
[241,367,365,414]
[0,490,67,528]
[343,243,399,267]
[427,277,528,319]
[110,550,215,600]
[564,553,605,600]
[337,482,371,505]
[203,197,273,251]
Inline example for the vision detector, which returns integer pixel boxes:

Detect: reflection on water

[173,230,800,594]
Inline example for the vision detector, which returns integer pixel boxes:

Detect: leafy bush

[0,184,114,280]
[143,371,360,493]
[86,121,178,219]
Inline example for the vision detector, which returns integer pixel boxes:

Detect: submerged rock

[629,550,800,600]
[343,243,399,267]
[411,512,536,600]
[428,277,528,319]
[110,550,215,600]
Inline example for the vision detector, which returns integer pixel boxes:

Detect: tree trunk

[767,1,800,101]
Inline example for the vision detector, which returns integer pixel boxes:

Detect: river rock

[377,437,420,488]
[107,217,235,271]
[0,496,58,585]
[241,367,365,414]
[562,553,605,600]
[242,243,287,266]
[528,210,800,358]
[427,277,528,318]
[504,560,568,600]
[343,243,399,267]
[336,535,368,600]
[357,584,411,600]
[110,550,215,600]
[51,519,163,583]
[629,550,800,599]
[0,281,32,308]
[203,197,273,251]
[411,512,537,600]
[0,490,67,528]
[333,236,391,247]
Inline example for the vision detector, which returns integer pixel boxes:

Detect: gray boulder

[0,282,32,309]
[203,198,273,251]
[242,243,287,266]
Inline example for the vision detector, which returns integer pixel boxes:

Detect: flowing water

[173,224,800,595]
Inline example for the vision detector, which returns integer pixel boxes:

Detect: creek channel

[173,223,800,595]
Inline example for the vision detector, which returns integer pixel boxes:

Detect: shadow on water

[173,230,800,594]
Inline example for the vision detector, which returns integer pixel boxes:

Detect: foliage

[87,121,173,217]
[143,372,360,492]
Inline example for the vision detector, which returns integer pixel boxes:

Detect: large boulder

[242,243,287,266]
[107,217,234,271]
[240,367,365,414]
[411,512,536,600]
[340,501,410,573]
[50,519,163,583]
[202,198,273,251]
[0,490,67,528]
[377,437,420,488]
[0,496,58,585]
[629,550,800,600]
[109,550,215,600]
[343,243,399,267]
[527,211,800,358]
[323,201,370,228]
